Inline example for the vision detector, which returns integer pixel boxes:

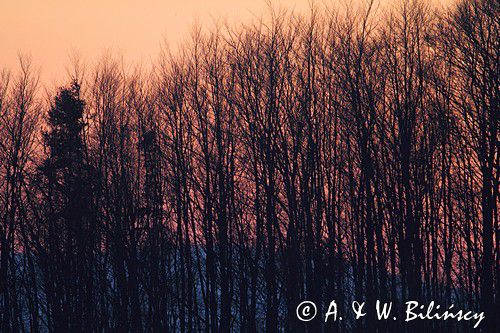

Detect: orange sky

[1,0,451,86]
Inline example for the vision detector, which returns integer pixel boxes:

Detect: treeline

[0,0,497,332]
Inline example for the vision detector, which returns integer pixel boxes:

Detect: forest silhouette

[0,0,497,332]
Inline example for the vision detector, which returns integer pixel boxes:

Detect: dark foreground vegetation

[0,0,498,331]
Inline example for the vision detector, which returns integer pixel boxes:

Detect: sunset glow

[0,0,452,85]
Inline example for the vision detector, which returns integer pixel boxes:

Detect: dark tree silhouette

[39,81,95,332]
[0,0,497,332]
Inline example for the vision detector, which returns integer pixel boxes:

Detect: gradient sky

[1,0,450,85]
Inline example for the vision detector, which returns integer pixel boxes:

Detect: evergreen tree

[41,81,94,332]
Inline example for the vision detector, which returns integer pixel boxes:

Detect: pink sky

[1,0,451,86]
